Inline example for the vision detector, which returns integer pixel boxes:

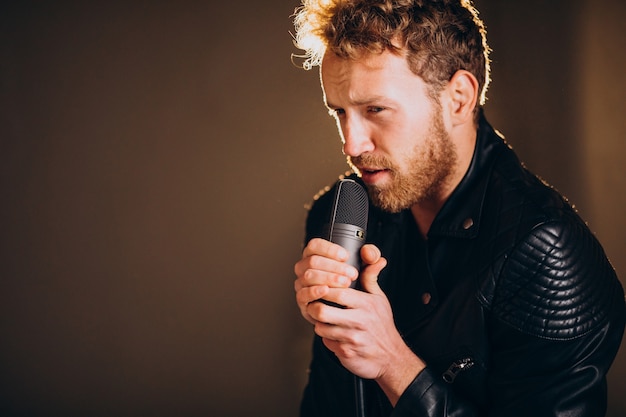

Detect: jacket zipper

[442,357,475,383]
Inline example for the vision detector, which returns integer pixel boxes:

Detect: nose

[340,116,374,157]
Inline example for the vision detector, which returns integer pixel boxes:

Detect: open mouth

[359,166,388,175]
[358,167,390,183]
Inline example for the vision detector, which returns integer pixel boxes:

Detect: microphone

[326,178,369,417]
[326,178,369,288]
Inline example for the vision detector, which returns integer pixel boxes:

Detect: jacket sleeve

[392,220,626,417]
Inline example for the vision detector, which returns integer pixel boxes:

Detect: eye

[368,106,385,113]
[328,108,345,117]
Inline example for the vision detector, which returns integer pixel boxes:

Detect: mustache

[348,154,395,170]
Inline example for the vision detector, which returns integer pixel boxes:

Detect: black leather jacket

[299,116,626,417]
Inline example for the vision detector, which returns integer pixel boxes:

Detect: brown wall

[1,1,624,416]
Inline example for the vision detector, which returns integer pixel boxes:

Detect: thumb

[359,244,387,296]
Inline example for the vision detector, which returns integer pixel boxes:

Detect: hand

[293,238,359,324]
[306,244,393,378]
[303,244,425,405]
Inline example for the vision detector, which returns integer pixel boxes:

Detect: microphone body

[325,178,370,417]
[326,178,369,288]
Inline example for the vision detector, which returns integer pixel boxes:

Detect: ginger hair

[293,0,492,107]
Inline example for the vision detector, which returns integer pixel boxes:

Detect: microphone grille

[332,179,369,229]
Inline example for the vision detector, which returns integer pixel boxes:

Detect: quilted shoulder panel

[491,217,620,340]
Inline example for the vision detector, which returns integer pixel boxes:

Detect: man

[292,1,625,416]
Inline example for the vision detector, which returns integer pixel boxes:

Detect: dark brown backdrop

[1,1,624,416]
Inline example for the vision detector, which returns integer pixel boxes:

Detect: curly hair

[292,0,491,106]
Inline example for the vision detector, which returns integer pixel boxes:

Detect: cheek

[377,127,417,161]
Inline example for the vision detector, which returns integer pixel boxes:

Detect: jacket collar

[427,113,506,239]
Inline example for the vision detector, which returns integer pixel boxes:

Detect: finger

[296,284,329,307]
[302,238,349,262]
[359,245,387,296]
[319,337,365,366]
[308,296,361,330]
[317,323,355,347]
[295,255,358,284]
[296,285,331,326]
[315,316,364,351]
[360,244,382,265]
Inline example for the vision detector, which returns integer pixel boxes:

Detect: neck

[411,125,477,238]
[410,204,437,239]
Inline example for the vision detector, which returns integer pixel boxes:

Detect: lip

[358,167,390,184]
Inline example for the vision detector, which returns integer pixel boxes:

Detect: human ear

[445,70,479,126]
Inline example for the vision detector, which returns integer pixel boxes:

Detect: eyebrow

[326,96,389,109]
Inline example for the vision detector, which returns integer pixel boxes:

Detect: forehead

[321,49,409,81]
[320,50,428,104]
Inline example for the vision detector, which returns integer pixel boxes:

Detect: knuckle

[332,289,347,305]
[308,254,325,270]
[337,344,355,359]
[330,243,345,258]
[295,288,306,303]
[302,268,316,283]
[308,238,325,252]
[309,301,323,319]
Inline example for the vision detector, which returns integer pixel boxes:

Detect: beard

[348,110,458,213]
